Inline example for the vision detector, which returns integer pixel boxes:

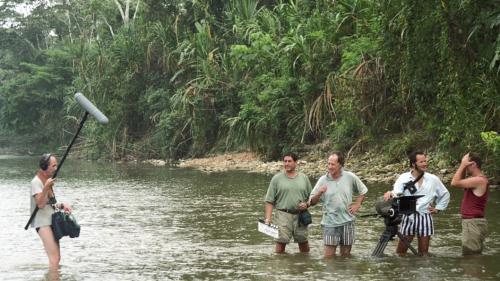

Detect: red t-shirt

[461,184,488,219]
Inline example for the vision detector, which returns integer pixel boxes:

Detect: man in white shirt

[383,150,450,256]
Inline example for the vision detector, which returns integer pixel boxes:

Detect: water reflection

[0,155,499,280]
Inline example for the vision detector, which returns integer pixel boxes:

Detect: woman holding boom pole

[30,153,72,269]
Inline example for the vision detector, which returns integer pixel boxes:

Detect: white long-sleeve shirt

[392,171,450,214]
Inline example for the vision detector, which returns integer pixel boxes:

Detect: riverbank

[146,151,459,185]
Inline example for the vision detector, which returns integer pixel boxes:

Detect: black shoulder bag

[51,204,80,241]
[298,210,312,226]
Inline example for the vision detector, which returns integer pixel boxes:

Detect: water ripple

[0,156,499,280]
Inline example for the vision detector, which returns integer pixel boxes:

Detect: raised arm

[451,153,487,189]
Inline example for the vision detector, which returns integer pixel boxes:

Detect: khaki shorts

[462,218,488,255]
[274,210,308,244]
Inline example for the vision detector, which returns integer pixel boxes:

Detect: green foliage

[0,0,498,177]
[327,117,363,153]
[381,131,436,164]
[481,131,500,154]
[0,44,75,147]
[481,131,500,178]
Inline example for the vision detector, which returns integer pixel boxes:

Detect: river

[0,154,499,280]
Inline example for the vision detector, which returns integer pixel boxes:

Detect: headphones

[39,153,52,171]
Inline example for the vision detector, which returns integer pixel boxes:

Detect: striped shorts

[399,213,434,236]
[323,222,355,246]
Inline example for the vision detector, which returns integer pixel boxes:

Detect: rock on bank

[170,152,453,185]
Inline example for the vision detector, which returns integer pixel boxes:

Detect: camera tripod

[371,215,418,257]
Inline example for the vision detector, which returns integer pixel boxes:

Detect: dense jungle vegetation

[0,0,499,176]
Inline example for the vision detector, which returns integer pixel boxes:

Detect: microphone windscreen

[74,93,109,124]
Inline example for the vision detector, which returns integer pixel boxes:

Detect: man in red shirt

[451,152,489,255]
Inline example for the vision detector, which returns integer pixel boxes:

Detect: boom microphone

[74,92,109,124]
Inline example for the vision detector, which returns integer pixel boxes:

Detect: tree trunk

[113,0,140,26]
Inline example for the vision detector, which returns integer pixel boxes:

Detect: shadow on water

[1,155,499,280]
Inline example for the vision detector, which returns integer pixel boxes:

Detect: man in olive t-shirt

[264,152,312,253]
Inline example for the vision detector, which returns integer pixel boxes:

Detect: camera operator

[383,150,450,256]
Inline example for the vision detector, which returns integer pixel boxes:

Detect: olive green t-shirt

[265,171,312,210]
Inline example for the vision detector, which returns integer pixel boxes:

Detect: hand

[319,185,327,194]
[349,203,361,214]
[44,178,56,190]
[460,153,473,167]
[62,203,72,214]
[383,191,393,201]
[428,207,440,214]
[297,202,308,210]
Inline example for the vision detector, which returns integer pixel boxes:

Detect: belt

[277,209,300,214]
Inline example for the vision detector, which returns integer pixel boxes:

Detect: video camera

[375,195,423,218]
[371,194,423,256]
